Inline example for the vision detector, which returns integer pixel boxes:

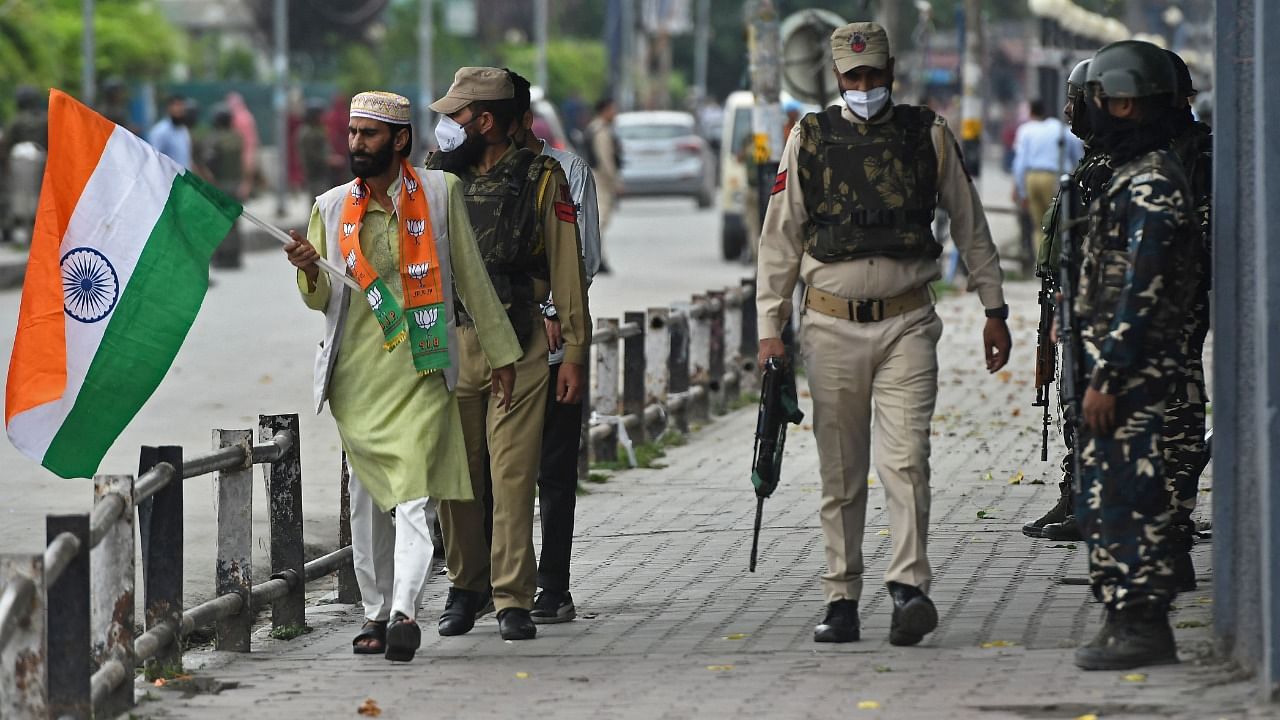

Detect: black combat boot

[813,599,860,643]
[1074,604,1179,670]
[1041,514,1083,541]
[1022,482,1072,538]
[888,582,938,647]
[1173,553,1196,592]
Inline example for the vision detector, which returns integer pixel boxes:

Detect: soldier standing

[200,104,246,268]
[298,99,338,202]
[426,68,591,641]
[1070,41,1201,671]
[756,22,1011,646]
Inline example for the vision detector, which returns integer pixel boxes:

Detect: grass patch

[587,472,611,483]
[728,392,760,411]
[269,623,312,640]
[145,660,186,682]
[589,429,689,471]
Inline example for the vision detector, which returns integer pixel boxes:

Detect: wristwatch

[985,304,1010,320]
[541,302,559,320]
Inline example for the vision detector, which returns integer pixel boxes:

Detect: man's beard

[437,132,486,174]
[350,141,396,179]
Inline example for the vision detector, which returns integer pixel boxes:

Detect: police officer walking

[1070,41,1201,671]
[755,22,1011,646]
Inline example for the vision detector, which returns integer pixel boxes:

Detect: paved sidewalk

[134,282,1264,720]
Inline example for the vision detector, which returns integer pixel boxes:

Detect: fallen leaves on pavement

[357,698,382,717]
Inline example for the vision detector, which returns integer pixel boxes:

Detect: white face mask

[842,87,891,119]
[434,115,470,153]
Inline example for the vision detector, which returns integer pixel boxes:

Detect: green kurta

[300,172,521,511]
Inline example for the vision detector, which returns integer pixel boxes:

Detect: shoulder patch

[772,170,788,195]
[554,201,577,224]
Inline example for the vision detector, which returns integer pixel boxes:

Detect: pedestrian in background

[756,21,1011,647]
[148,95,193,169]
[283,91,520,663]
[2,86,48,244]
[585,97,621,273]
[225,92,259,201]
[200,104,246,268]
[298,99,337,202]
[1012,99,1083,273]
[509,70,602,625]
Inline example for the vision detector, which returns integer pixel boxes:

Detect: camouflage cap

[429,67,514,114]
[831,22,890,74]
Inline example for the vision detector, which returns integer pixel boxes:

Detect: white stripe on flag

[8,127,182,460]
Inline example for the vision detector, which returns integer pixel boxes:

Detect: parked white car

[615,111,715,209]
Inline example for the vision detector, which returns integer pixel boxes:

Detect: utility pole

[82,0,95,105]
[959,0,983,178]
[419,0,434,155]
[273,0,288,217]
[747,0,781,233]
[693,0,710,106]
[620,0,635,110]
[535,0,549,92]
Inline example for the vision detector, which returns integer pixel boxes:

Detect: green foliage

[269,623,312,640]
[336,46,386,97]
[501,41,610,108]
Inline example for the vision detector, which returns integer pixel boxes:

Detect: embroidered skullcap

[350,91,412,124]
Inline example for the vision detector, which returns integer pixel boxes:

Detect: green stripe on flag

[43,173,241,478]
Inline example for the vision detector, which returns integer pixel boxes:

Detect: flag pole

[241,208,362,291]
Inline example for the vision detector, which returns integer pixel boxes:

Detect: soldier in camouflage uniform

[1070,41,1201,671]
[200,104,246,268]
[1159,50,1212,592]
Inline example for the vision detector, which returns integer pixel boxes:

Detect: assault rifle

[749,356,804,572]
[1055,172,1085,489]
[1033,256,1057,462]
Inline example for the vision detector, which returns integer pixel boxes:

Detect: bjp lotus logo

[342,222,357,237]
[350,184,366,201]
[407,262,430,285]
[345,249,357,270]
[404,176,420,195]
[367,286,384,311]
[406,219,426,242]
[414,307,439,331]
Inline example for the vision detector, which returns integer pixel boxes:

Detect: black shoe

[888,582,938,647]
[497,608,537,640]
[1074,605,1179,670]
[531,590,576,624]
[813,599,860,643]
[1173,552,1197,592]
[437,587,489,636]
[1022,484,1072,538]
[1041,515,1083,541]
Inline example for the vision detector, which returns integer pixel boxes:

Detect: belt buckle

[854,299,884,322]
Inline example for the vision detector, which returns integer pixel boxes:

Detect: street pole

[419,0,434,155]
[747,0,781,231]
[82,0,95,105]
[273,0,288,217]
[693,0,710,106]
[959,0,983,178]
[535,0,549,92]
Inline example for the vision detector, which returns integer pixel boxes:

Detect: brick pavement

[134,281,1267,720]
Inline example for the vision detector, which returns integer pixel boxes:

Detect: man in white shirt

[1012,100,1083,270]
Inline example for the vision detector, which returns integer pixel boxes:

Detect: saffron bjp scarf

[339,159,449,374]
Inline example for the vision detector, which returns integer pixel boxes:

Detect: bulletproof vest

[445,147,554,345]
[1169,122,1212,249]
[1078,149,1197,352]
[796,105,942,263]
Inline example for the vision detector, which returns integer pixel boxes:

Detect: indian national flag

[6,90,242,478]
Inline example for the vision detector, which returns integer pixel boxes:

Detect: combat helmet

[1086,40,1177,99]
[1066,59,1090,101]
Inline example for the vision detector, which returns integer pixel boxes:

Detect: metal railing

[582,278,759,467]
[0,413,354,719]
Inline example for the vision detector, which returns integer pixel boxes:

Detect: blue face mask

[842,87,890,119]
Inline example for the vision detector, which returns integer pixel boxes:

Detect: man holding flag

[282,91,521,662]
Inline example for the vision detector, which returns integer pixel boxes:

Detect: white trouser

[348,464,436,622]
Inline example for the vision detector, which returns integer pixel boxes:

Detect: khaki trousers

[1025,170,1058,238]
[438,318,550,611]
[799,302,943,603]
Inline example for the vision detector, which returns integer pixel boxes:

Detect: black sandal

[384,613,421,662]
[352,619,387,655]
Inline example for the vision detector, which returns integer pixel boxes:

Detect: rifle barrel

[749,496,764,572]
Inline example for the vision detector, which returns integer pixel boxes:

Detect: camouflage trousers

[1075,363,1179,611]
[1161,356,1208,554]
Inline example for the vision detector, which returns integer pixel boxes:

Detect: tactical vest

[796,105,942,263]
[430,147,554,345]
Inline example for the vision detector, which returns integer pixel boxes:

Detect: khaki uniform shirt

[756,104,1006,339]
[459,144,592,365]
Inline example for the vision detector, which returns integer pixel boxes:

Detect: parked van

[718,91,756,261]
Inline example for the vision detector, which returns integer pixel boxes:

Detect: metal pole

[748,0,782,236]
[693,0,710,105]
[261,413,306,631]
[214,430,253,653]
[419,0,434,153]
[81,0,95,105]
[620,0,635,110]
[273,0,289,218]
[92,475,135,715]
[45,516,89,719]
[959,0,983,178]
[535,0,549,93]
